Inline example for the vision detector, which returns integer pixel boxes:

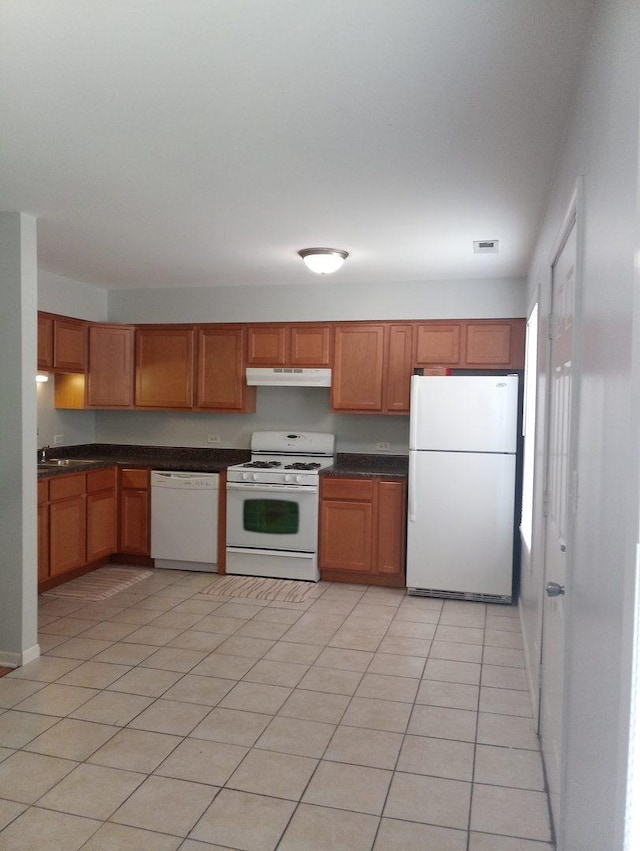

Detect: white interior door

[540,215,577,842]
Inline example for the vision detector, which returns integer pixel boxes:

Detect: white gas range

[225,431,335,582]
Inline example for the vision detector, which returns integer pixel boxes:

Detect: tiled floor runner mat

[201,574,318,603]
[41,566,153,602]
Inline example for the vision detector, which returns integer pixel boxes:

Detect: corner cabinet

[319,476,406,587]
[135,326,194,409]
[196,326,256,412]
[38,312,87,373]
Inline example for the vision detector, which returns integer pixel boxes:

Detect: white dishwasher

[151,471,219,572]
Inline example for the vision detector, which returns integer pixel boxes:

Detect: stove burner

[243,461,282,469]
[284,462,322,470]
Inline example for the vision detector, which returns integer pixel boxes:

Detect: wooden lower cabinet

[86,468,117,562]
[37,480,50,582]
[319,476,406,586]
[49,475,87,577]
[38,467,118,589]
[118,468,151,556]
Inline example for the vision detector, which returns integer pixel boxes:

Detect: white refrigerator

[406,374,518,603]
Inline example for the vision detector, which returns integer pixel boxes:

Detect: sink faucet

[38,445,49,463]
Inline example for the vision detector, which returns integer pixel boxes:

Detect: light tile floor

[0,570,554,850]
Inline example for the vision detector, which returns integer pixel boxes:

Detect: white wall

[37,269,105,446]
[95,388,410,454]
[521,2,640,848]
[108,277,526,324]
[39,269,107,321]
[0,213,39,665]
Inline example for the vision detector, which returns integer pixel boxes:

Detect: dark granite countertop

[37,444,409,480]
[37,443,250,479]
[322,453,408,479]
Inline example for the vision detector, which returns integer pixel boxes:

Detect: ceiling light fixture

[298,247,349,274]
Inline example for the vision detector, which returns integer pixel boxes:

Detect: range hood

[246,367,331,387]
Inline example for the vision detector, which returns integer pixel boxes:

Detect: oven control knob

[242,472,250,481]
[252,473,259,482]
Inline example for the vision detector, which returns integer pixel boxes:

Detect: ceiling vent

[473,240,499,254]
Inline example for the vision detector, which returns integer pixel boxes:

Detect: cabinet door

[86,490,117,562]
[87,324,134,408]
[38,313,54,369]
[463,320,526,368]
[415,323,462,366]
[53,318,87,372]
[376,480,406,576]
[38,495,50,582]
[332,325,385,411]
[135,327,194,408]
[290,325,331,366]
[247,326,287,365]
[197,327,255,411]
[119,469,150,555]
[49,496,86,576]
[385,324,413,412]
[320,499,373,572]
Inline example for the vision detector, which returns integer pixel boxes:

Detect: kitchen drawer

[87,467,116,493]
[321,478,374,501]
[121,468,150,490]
[49,473,85,501]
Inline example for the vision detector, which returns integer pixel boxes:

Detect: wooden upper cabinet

[415,323,462,366]
[414,319,526,369]
[385,324,414,413]
[196,326,256,412]
[87,324,134,408]
[247,323,331,367]
[53,317,87,372]
[247,326,288,365]
[290,325,331,366]
[332,324,385,412]
[38,313,54,369]
[135,326,194,408]
[464,320,525,368]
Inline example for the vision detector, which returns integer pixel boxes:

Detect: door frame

[538,176,585,849]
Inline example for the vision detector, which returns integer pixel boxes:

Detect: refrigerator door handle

[408,452,417,522]
[409,375,420,451]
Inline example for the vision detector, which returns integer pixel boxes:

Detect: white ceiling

[0,1,594,290]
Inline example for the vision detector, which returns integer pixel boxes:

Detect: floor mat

[201,574,317,603]
[42,566,153,602]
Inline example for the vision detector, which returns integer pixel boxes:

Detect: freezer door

[409,375,518,453]
[406,450,515,598]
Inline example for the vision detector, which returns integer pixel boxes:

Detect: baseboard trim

[0,643,40,669]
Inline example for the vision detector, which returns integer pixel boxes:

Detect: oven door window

[243,499,299,535]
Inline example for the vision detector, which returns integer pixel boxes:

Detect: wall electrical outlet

[376,441,390,452]
[53,434,64,445]
[207,435,221,445]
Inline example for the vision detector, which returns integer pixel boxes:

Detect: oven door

[226,481,319,553]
